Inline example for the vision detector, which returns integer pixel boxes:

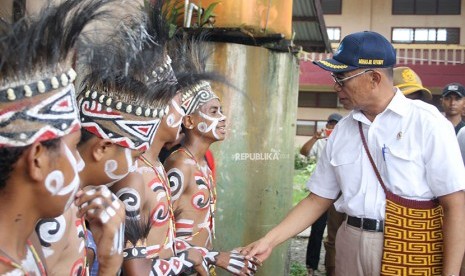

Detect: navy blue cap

[313,31,396,73]
[442,83,465,98]
[327,113,342,122]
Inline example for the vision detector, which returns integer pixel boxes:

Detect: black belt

[347,216,384,232]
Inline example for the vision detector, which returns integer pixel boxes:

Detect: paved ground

[289,227,327,276]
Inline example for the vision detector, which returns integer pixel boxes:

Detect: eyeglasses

[331,69,374,87]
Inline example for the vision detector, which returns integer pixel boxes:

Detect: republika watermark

[232,149,290,161]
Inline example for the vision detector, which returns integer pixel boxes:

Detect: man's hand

[75,185,126,275]
[313,129,325,140]
[239,238,273,265]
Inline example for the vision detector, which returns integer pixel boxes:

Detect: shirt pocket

[329,149,362,194]
[384,144,422,193]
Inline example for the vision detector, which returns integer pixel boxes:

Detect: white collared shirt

[457,127,465,165]
[308,90,465,220]
[308,138,327,160]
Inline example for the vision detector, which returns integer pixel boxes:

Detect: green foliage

[293,169,310,206]
[293,148,317,205]
[199,1,219,27]
[290,261,308,276]
[162,0,220,33]
[294,149,310,170]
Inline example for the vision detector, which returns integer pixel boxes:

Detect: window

[392,27,460,44]
[327,27,341,42]
[392,0,460,15]
[298,92,338,108]
[296,120,327,136]
[322,0,342,14]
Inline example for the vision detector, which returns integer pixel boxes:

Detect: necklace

[0,240,46,275]
[138,155,176,253]
[176,146,216,239]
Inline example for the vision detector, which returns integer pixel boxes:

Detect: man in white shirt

[241,31,465,276]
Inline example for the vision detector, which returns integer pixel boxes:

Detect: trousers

[335,220,383,276]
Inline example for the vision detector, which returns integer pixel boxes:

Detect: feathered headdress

[169,33,221,115]
[77,2,179,152]
[0,0,114,148]
[112,0,178,106]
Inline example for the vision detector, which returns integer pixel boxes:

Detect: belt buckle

[361,218,381,232]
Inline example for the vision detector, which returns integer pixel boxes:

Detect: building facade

[295,0,465,146]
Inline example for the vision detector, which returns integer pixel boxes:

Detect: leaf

[201,2,219,26]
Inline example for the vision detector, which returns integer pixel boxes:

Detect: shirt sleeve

[306,139,340,200]
[424,117,465,196]
[457,128,465,166]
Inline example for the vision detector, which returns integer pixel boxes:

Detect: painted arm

[121,248,209,276]
[438,191,465,276]
[174,238,260,275]
[240,193,332,262]
[121,218,209,276]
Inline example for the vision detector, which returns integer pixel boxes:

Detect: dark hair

[0,138,60,190]
[77,128,95,147]
[0,0,115,87]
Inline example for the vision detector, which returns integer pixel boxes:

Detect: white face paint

[44,144,84,211]
[104,148,138,187]
[166,99,186,140]
[197,111,226,140]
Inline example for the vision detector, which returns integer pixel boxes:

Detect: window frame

[322,0,343,15]
[327,27,342,43]
[298,91,338,108]
[391,27,460,44]
[296,120,327,137]
[392,0,461,15]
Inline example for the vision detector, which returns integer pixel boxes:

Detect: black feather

[78,0,178,109]
[124,216,152,246]
[0,0,115,89]
[169,31,227,93]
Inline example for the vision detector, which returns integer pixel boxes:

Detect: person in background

[300,113,342,160]
[441,83,465,134]
[393,66,432,102]
[300,113,343,276]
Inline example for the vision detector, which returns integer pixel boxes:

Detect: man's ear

[371,70,383,87]
[183,115,195,130]
[91,138,114,162]
[27,142,50,182]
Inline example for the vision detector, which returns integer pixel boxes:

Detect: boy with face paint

[0,0,125,275]
[161,37,260,275]
[33,3,171,275]
[166,82,225,249]
[106,2,212,274]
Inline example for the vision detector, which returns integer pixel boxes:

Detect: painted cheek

[75,152,85,173]
[198,122,208,133]
[166,99,185,128]
[166,114,175,126]
[63,144,81,210]
[197,111,224,140]
[126,149,138,173]
[43,144,81,211]
[104,148,135,185]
